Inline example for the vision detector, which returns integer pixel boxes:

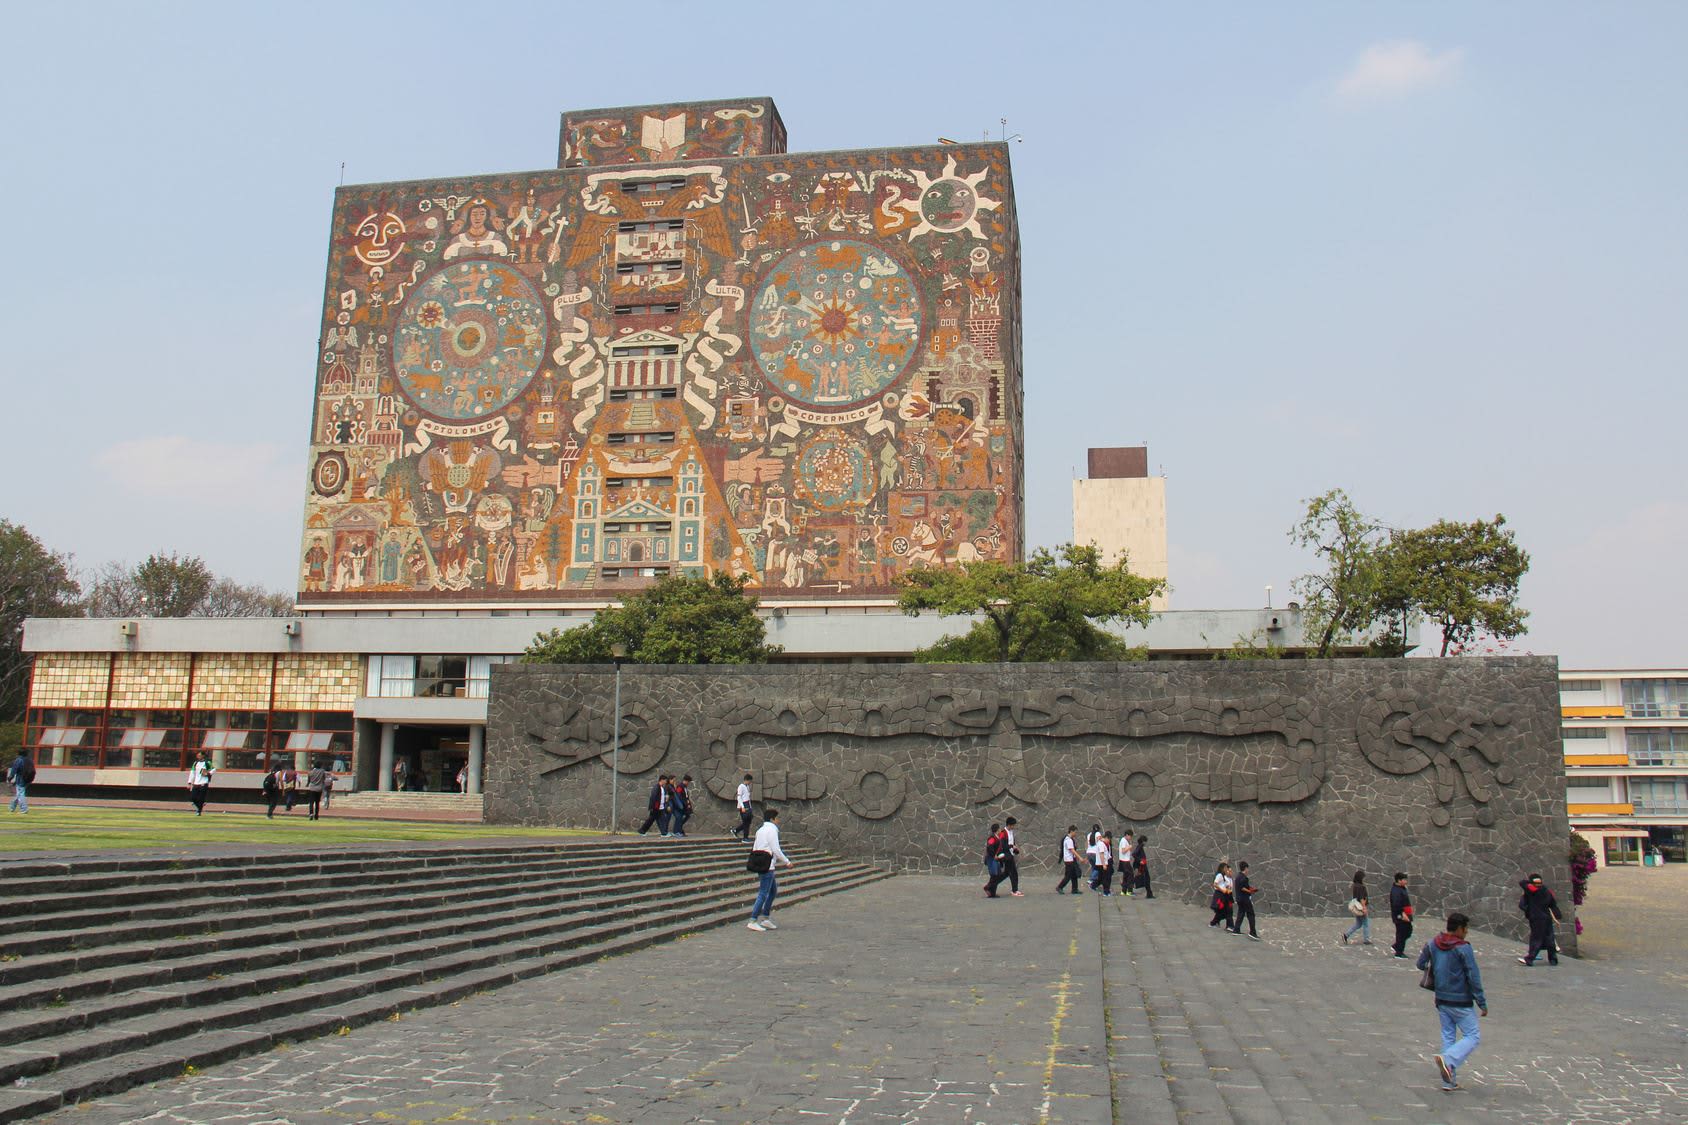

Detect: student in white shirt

[733,773,754,841]
[1210,862,1235,928]
[1089,831,1116,896]
[186,753,215,816]
[1118,831,1135,897]
[1056,825,1083,894]
[747,808,792,932]
[999,816,1023,896]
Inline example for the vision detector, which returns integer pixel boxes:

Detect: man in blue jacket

[1416,911,1489,1092]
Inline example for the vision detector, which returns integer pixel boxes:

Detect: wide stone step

[0,865,889,1119]
[0,837,735,915]
[0,848,854,1003]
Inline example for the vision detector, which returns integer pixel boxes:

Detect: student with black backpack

[261,766,282,819]
[7,751,34,814]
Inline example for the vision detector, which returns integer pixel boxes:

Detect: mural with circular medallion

[392,262,547,420]
[794,436,875,512]
[749,239,924,408]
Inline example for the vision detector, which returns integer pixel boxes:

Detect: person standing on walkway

[747,808,792,932]
[1390,872,1414,958]
[669,775,693,837]
[262,765,281,819]
[1229,861,1261,939]
[304,759,327,820]
[1086,823,1103,889]
[7,750,34,814]
[323,770,335,809]
[734,773,754,841]
[1133,834,1153,898]
[1516,874,1564,967]
[638,774,669,835]
[187,752,215,815]
[1210,862,1234,928]
[1417,911,1488,1092]
[282,766,298,813]
[1342,870,1372,945]
[393,756,409,793]
[1056,826,1083,894]
[1118,831,1135,896]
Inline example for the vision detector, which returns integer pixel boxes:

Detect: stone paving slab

[23,874,1688,1125]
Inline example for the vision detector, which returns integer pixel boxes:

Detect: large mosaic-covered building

[300,97,1023,607]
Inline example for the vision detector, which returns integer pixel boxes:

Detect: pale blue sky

[3,2,1683,666]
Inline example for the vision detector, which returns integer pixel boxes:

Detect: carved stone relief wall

[485,658,1570,946]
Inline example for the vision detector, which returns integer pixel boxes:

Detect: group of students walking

[637,773,695,837]
[259,758,332,820]
[982,822,1154,899]
[1207,860,1261,938]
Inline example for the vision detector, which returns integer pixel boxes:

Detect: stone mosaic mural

[299,97,1020,605]
[486,658,1572,945]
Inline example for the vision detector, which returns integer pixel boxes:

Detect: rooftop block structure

[299,97,1022,608]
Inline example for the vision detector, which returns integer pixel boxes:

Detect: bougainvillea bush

[1569,831,1599,935]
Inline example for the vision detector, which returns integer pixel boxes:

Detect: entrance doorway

[391,725,472,792]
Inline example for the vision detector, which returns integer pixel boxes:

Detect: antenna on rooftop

[339,162,346,186]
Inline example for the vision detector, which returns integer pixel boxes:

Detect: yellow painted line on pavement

[1037,916,1081,1124]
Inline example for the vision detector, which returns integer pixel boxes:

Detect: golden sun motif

[805,290,863,347]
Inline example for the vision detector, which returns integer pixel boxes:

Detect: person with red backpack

[982,822,1003,897]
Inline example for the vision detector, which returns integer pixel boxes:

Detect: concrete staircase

[0,838,888,1122]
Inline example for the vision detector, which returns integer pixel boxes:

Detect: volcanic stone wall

[486,657,1571,947]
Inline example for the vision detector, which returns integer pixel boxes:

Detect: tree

[0,520,82,720]
[1385,516,1529,657]
[84,554,291,618]
[522,573,781,665]
[897,543,1164,663]
[1287,489,1386,658]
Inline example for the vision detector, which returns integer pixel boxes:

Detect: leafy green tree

[1287,489,1386,658]
[1384,516,1529,657]
[522,573,781,665]
[0,520,82,720]
[898,543,1163,663]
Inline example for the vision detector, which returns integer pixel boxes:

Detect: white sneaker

[760,918,778,930]
[747,920,767,932]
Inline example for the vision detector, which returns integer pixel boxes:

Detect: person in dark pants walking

[304,760,327,820]
[984,823,1013,898]
[638,774,670,835]
[1229,861,1261,939]
[1516,874,1563,966]
[999,816,1023,896]
[1086,824,1103,889]
[186,752,215,815]
[733,773,754,841]
[261,766,281,819]
[669,775,693,837]
[1056,826,1083,894]
[1133,834,1153,898]
[1390,872,1415,958]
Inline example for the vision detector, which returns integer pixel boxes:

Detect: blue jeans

[751,870,778,920]
[1344,915,1371,942]
[1437,1004,1481,1077]
[8,783,24,813]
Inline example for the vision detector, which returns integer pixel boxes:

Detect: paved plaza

[24,865,1688,1124]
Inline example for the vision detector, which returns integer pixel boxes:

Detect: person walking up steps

[746,808,792,932]
[1391,872,1415,958]
[1210,862,1234,928]
[1516,874,1564,967]
[1342,870,1372,945]
[1417,911,1488,1092]
[1229,861,1261,939]
[1056,826,1083,894]
[733,773,754,841]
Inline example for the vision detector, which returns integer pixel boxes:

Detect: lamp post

[610,644,626,834]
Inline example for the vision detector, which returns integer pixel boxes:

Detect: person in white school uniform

[1087,831,1114,896]
[1055,826,1084,894]
[186,752,215,816]
[747,808,793,932]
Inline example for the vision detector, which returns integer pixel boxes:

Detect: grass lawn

[0,806,596,854]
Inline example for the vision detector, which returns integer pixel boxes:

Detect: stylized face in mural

[920,180,976,232]
[749,240,925,408]
[353,211,407,267]
[393,262,547,420]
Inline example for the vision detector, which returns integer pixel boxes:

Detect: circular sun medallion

[794,436,875,512]
[392,262,546,420]
[749,240,924,408]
